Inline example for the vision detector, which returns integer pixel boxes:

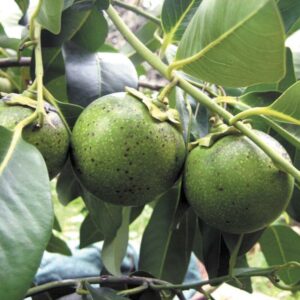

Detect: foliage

[0,0,300,299]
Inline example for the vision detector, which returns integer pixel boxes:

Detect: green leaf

[46,232,72,255]
[83,191,123,240]
[102,207,130,276]
[72,9,108,52]
[14,0,29,15]
[267,81,300,124]
[96,0,110,10]
[0,127,53,300]
[222,229,265,256]
[55,100,84,128]
[277,0,300,36]
[260,225,300,285]
[63,42,138,107]
[57,159,82,206]
[161,0,202,50]
[0,24,19,50]
[80,213,104,248]
[37,0,64,34]
[175,0,285,87]
[139,183,196,283]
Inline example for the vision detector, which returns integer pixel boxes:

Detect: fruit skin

[71,92,186,206]
[0,100,70,179]
[183,131,294,234]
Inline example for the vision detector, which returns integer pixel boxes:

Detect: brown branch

[0,57,31,68]
[138,80,165,90]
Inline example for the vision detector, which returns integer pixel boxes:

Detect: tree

[1,0,300,299]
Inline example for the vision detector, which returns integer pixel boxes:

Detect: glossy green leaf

[260,225,300,284]
[267,81,300,124]
[161,0,202,49]
[175,0,285,87]
[46,232,72,256]
[102,207,130,276]
[57,160,82,206]
[41,2,93,47]
[72,9,108,52]
[55,100,84,128]
[139,183,196,283]
[83,191,123,240]
[14,0,29,15]
[37,0,64,34]
[63,42,138,107]
[277,0,300,35]
[0,127,53,300]
[80,214,104,248]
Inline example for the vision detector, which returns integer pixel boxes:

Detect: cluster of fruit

[0,92,294,234]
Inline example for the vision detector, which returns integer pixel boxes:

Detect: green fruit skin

[0,101,70,179]
[183,131,294,234]
[71,92,186,206]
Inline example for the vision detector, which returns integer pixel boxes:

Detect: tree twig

[0,57,31,68]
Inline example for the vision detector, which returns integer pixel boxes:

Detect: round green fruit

[71,92,186,206]
[0,100,70,179]
[183,131,294,234]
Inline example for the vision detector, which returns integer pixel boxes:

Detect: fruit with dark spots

[183,131,294,234]
[71,92,186,206]
[0,100,70,179]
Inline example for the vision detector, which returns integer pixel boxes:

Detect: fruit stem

[43,87,72,136]
[157,75,179,104]
[228,234,244,285]
[33,22,46,127]
[106,5,300,183]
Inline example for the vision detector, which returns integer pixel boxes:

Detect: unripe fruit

[0,100,70,179]
[71,92,186,206]
[183,131,294,234]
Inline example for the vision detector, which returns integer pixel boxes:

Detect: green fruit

[71,92,186,206]
[0,100,70,179]
[183,131,294,234]
[0,77,13,93]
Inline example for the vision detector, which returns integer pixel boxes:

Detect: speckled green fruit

[183,131,294,234]
[0,100,70,179]
[71,92,186,206]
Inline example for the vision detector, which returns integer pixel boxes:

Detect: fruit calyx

[189,120,252,151]
[125,87,181,128]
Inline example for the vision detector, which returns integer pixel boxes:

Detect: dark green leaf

[260,225,300,285]
[57,159,83,206]
[15,0,29,15]
[37,0,64,34]
[80,213,104,248]
[41,2,93,47]
[72,9,108,52]
[0,127,53,300]
[63,42,138,107]
[83,191,123,240]
[102,207,130,276]
[53,214,62,232]
[96,0,110,10]
[222,229,265,256]
[277,0,300,35]
[55,100,84,128]
[46,232,72,255]
[139,183,196,283]
[85,283,129,300]
[175,0,285,87]
[161,0,202,49]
